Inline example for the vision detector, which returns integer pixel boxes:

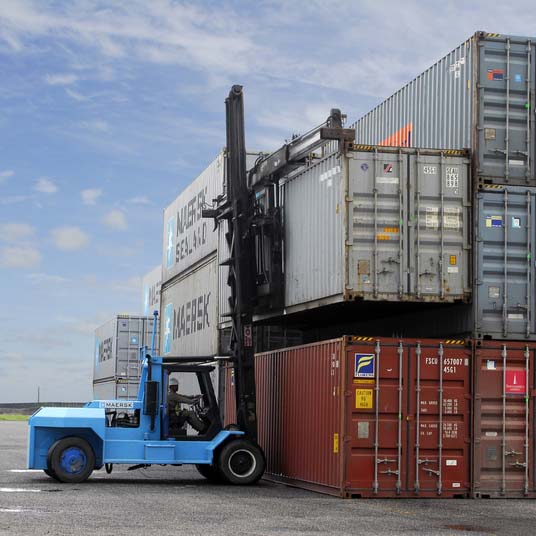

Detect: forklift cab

[162,363,222,440]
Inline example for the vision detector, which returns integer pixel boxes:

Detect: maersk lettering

[99,337,113,363]
[172,293,211,340]
[174,186,209,263]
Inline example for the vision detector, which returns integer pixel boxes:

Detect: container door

[473,342,535,497]
[475,187,536,339]
[407,342,471,496]
[348,150,409,300]
[345,340,408,496]
[410,152,471,301]
[477,36,536,184]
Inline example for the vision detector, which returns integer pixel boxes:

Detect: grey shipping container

[93,365,221,404]
[160,256,219,357]
[93,315,159,383]
[162,151,260,284]
[280,146,471,314]
[353,32,536,186]
[93,378,141,400]
[307,184,536,341]
[142,264,162,316]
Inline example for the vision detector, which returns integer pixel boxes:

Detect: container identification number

[424,356,464,374]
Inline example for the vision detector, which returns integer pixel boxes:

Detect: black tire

[217,439,265,485]
[43,468,60,481]
[48,437,95,483]
[195,464,224,483]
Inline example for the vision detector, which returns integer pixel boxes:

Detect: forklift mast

[204,86,354,440]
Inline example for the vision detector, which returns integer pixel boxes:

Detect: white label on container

[100,401,134,409]
[508,313,524,320]
[512,217,521,228]
[376,176,399,184]
[464,358,469,366]
[447,266,459,273]
[446,167,459,188]
[319,166,341,182]
[444,207,461,229]
[452,483,461,488]
[357,421,369,439]
[486,360,496,370]
[446,460,457,466]
[423,166,436,175]
[485,431,498,437]
[488,286,500,299]
[426,207,439,229]
[509,159,525,166]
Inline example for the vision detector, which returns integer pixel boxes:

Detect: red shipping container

[225,336,471,498]
[472,340,536,498]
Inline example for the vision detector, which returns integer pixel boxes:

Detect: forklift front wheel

[48,437,95,483]
[217,439,265,485]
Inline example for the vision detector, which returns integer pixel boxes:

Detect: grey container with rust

[352,32,535,186]
[93,315,160,383]
[280,145,471,315]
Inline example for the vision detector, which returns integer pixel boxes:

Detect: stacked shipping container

[92,315,159,400]
[224,338,536,498]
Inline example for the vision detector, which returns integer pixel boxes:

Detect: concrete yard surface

[1,421,535,536]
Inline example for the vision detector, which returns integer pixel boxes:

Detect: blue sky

[1,0,535,402]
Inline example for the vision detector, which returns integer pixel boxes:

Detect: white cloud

[0,223,35,242]
[45,73,78,86]
[51,226,90,251]
[0,195,29,206]
[35,177,58,194]
[79,119,109,132]
[0,246,41,268]
[27,273,69,285]
[81,188,102,205]
[102,209,127,231]
[0,169,14,183]
[127,196,150,205]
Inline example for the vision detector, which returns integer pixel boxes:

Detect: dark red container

[472,340,536,498]
[225,336,472,498]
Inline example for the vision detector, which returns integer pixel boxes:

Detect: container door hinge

[422,468,440,477]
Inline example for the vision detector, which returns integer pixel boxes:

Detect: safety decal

[383,163,393,173]
[361,163,369,172]
[505,370,526,394]
[487,69,504,81]
[354,353,375,378]
[333,433,339,454]
[355,389,373,409]
[512,217,521,228]
[514,73,523,83]
[485,215,503,228]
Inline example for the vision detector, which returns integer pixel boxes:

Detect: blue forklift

[28,320,265,485]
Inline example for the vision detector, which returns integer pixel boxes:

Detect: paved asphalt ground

[1,422,535,536]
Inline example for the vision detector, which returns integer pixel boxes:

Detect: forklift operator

[167,378,206,434]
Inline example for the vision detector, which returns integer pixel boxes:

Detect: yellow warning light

[450,255,457,265]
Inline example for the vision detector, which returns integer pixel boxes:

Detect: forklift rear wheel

[217,439,265,485]
[48,437,95,483]
[195,464,223,483]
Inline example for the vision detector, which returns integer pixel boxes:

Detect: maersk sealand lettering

[172,292,211,341]
[174,186,209,263]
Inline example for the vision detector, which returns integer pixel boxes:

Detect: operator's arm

[175,393,201,405]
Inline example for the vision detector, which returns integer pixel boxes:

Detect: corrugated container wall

[472,340,536,498]
[162,152,225,283]
[160,256,219,357]
[93,379,140,400]
[142,264,162,316]
[225,337,471,498]
[163,152,260,285]
[93,315,159,383]
[282,146,471,312]
[353,32,535,186]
